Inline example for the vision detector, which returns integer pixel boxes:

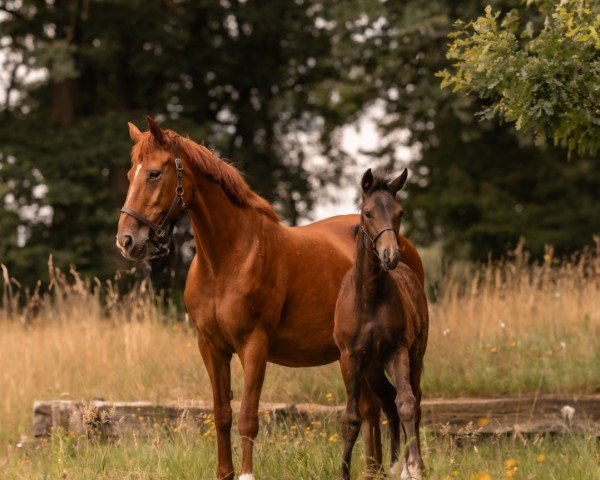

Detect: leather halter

[359,223,398,254]
[120,144,187,258]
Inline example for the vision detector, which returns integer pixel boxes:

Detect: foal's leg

[409,347,424,454]
[198,337,235,480]
[339,348,363,480]
[387,347,423,480]
[358,382,383,478]
[237,330,269,480]
[364,367,401,474]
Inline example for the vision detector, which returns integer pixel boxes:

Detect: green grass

[1,422,598,480]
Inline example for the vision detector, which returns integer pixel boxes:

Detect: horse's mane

[133,130,280,222]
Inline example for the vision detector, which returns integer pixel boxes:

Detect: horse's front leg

[237,329,269,480]
[339,348,363,480]
[388,347,423,480]
[198,336,234,480]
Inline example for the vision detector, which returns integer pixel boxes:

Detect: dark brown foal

[334,168,429,480]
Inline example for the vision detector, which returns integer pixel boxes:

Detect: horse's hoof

[238,474,255,480]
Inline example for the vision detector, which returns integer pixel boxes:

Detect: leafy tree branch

[438,0,600,156]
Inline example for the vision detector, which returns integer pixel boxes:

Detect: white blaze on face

[126,164,143,204]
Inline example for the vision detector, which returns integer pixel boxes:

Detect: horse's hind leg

[340,348,364,480]
[364,367,401,474]
[387,347,423,480]
[359,381,383,478]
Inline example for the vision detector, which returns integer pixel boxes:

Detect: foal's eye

[147,170,162,181]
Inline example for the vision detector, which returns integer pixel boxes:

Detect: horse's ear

[147,116,165,144]
[388,168,408,195]
[128,122,143,143]
[361,168,374,193]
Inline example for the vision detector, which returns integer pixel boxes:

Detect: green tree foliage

[0,0,342,285]
[438,0,600,156]
[0,0,598,288]
[317,0,600,259]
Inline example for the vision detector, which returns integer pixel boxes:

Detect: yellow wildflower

[536,453,546,463]
[471,472,492,480]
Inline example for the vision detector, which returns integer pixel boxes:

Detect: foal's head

[359,168,408,271]
[116,118,191,260]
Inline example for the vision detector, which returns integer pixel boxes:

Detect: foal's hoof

[399,461,423,480]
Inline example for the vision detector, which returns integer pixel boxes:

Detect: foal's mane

[133,130,280,222]
[363,169,397,197]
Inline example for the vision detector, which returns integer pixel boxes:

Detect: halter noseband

[359,224,398,254]
[120,143,187,258]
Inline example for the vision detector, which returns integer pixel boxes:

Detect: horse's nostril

[122,234,133,250]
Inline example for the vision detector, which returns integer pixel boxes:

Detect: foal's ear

[147,116,165,144]
[361,168,374,193]
[388,168,408,195]
[128,122,143,143]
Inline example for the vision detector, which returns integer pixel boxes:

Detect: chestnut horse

[116,118,424,480]
[334,168,428,480]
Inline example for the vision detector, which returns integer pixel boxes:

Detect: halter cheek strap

[120,144,187,258]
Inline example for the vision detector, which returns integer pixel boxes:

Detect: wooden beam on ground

[32,395,600,439]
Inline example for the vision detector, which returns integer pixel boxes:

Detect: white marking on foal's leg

[399,460,423,480]
[238,474,255,480]
[390,460,402,475]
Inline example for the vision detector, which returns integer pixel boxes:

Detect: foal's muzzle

[381,247,401,271]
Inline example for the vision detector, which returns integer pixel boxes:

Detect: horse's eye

[398,210,405,218]
[364,211,373,219]
[147,170,162,181]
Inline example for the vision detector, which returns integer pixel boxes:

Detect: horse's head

[116,118,191,260]
[359,168,408,271]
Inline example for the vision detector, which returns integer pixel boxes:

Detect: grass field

[1,424,598,479]
[1,245,599,478]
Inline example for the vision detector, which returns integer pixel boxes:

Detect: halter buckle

[155,226,166,238]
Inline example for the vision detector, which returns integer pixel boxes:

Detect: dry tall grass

[1,243,599,448]
[426,241,600,395]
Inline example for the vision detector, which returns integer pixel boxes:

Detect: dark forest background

[1,0,598,289]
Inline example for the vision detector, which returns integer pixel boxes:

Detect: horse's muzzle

[116,233,149,260]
